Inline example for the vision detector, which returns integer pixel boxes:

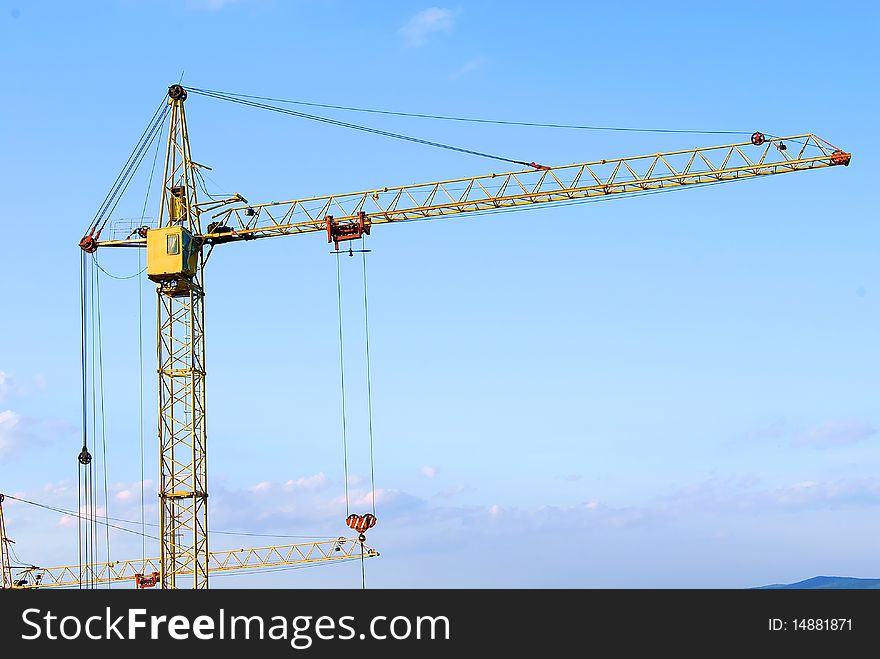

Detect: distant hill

[756,576,880,589]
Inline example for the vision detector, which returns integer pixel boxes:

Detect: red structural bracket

[135,571,160,589]
[831,149,851,166]
[326,211,371,249]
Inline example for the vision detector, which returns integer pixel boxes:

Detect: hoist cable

[88,100,169,235]
[141,117,165,223]
[206,529,334,540]
[135,251,147,557]
[3,495,161,542]
[137,246,146,561]
[87,98,165,232]
[336,253,351,515]
[361,245,377,517]
[138,110,164,563]
[75,460,81,588]
[78,252,87,587]
[89,258,99,587]
[86,258,93,587]
[187,88,543,169]
[99,106,169,233]
[94,264,111,587]
[194,168,227,200]
[188,86,752,136]
[3,494,337,541]
[102,104,168,227]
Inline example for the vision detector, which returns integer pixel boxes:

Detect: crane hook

[346,513,377,536]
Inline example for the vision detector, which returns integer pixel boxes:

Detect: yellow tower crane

[9,538,377,589]
[0,492,376,589]
[79,84,851,589]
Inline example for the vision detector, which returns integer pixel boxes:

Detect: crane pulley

[77,84,851,588]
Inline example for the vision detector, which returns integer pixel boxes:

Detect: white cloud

[55,504,108,528]
[399,7,454,47]
[109,480,153,504]
[766,479,880,507]
[185,0,243,10]
[437,483,468,498]
[419,466,438,479]
[0,410,23,461]
[283,472,328,492]
[39,481,75,499]
[663,476,880,512]
[353,488,395,507]
[0,373,47,400]
[770,481,816,505]
[796,420,876,448]
[449,56,485,80]
[0,372,14,400]
[0,411,74,463]
[742,418,790,443]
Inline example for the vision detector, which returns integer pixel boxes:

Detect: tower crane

[9,538,377,589]
[79,84,851,589]
[0,493,377,590]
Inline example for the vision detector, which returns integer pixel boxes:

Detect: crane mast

[81,84,852,589]
[0,495,13,589]
[149,84,209,589]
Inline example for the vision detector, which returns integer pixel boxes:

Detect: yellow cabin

[146,226,199,282]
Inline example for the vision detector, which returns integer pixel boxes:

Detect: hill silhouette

[756,576,880,589]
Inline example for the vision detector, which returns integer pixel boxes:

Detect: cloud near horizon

[662,476,880,513]
[13,470,880,542]
[9,473,880,587]
[743,418,876,449]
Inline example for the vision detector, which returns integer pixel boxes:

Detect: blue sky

[1,0,878,588]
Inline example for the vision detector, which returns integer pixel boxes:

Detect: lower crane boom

[10,537,378,589]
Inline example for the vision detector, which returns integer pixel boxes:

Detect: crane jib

[83,133,850,254]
